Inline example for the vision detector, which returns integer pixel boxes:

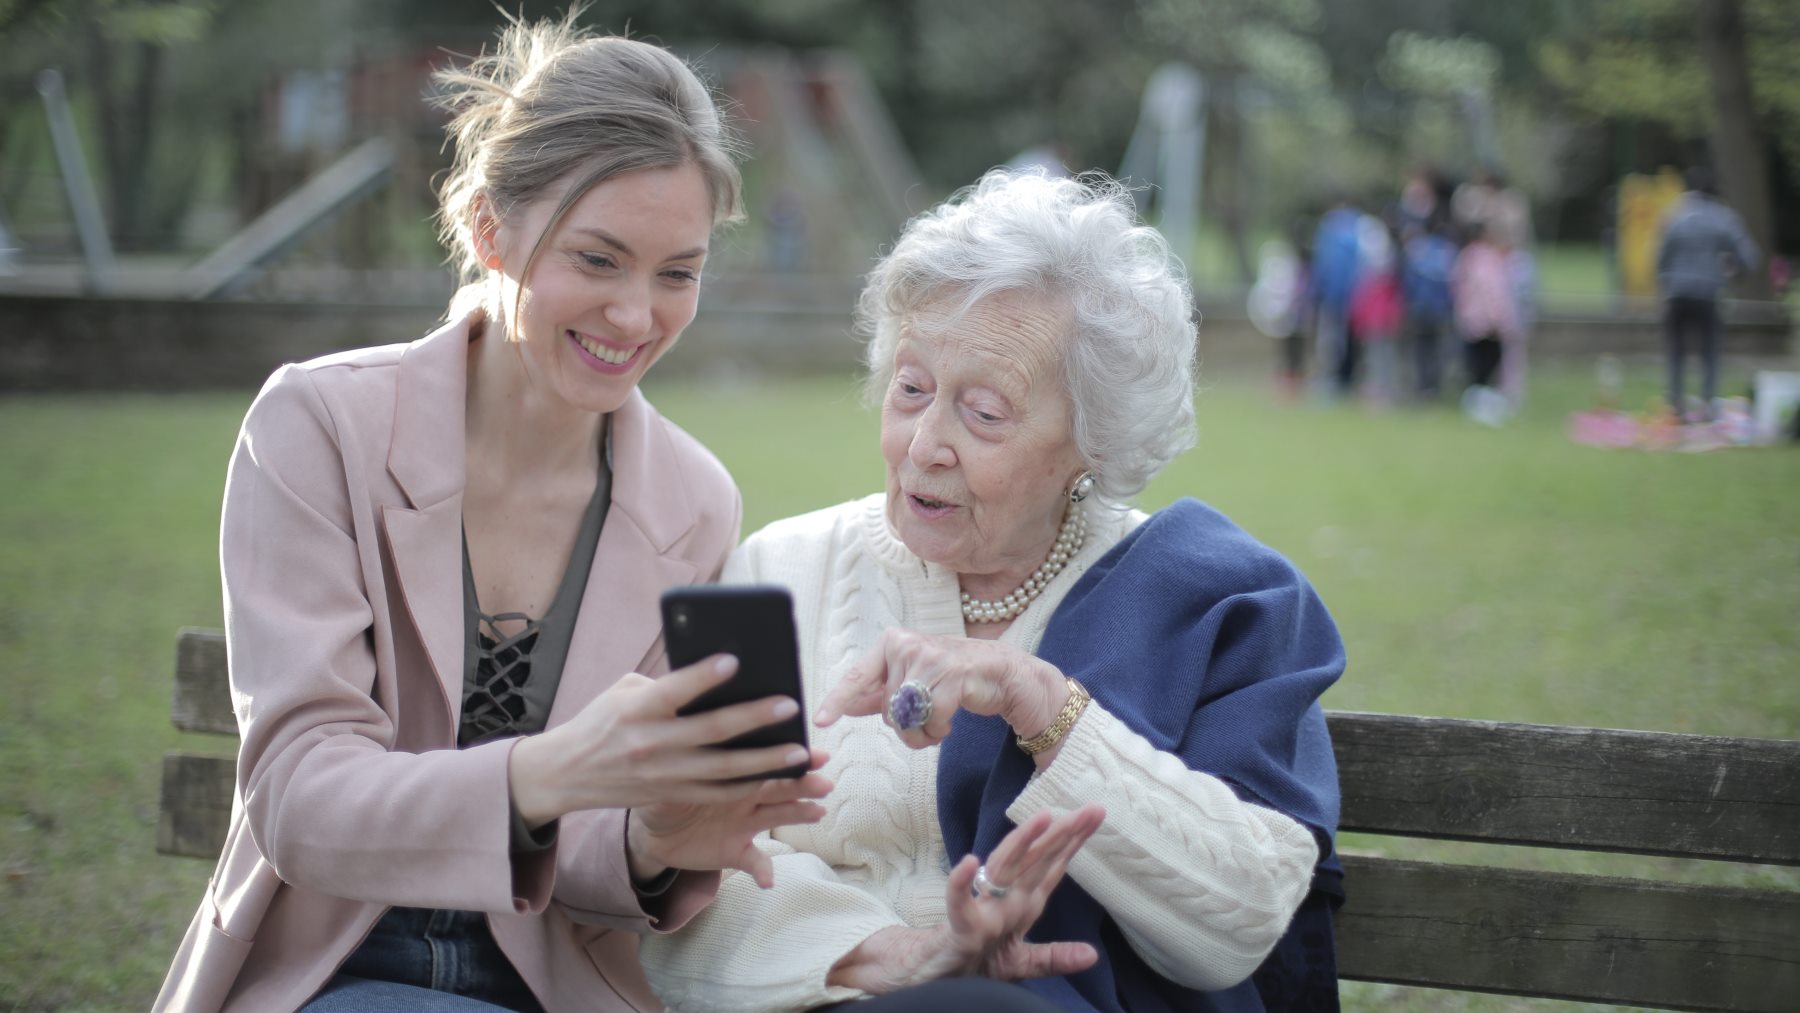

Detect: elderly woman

[640,170,1345,1012]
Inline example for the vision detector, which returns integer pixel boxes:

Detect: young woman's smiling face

[879,291,1087,592]
[489,162,713,415]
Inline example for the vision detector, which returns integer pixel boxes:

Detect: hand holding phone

[662,584,809,779]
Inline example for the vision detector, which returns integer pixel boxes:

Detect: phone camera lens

[672,608,689,630]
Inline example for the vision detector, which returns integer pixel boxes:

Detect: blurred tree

[6,0,1787,273]
[1,0,390,249]
[0,0,58,35]
[80,0,217,250]
[1540,0,1795,281]
[1695,0,1775,296]
[0,0,221,248]
[1133,0,1323,281]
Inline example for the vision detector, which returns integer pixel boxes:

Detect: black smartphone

[661,584,808,779]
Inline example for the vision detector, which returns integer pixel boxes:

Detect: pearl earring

[1068,471,1095,504]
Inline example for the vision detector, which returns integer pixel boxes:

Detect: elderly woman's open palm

[944,806,1107,979]
[826,805,1107,994]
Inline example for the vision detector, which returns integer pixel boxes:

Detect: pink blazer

[156,313,742,1011]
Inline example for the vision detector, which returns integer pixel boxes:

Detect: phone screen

[661,584,808,779]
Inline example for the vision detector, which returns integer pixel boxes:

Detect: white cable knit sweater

[639,495,1320,1011]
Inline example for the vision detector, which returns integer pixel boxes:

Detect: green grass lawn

[2,361,1796,1010]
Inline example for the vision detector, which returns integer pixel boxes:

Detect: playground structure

[9,46,921,302]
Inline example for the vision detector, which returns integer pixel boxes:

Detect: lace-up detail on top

[461,612,543,745]
[456,435,613,747]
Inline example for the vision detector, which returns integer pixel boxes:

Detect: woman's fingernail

[772,697,799,719]
[714,655,737,676]
[785,747,810,765]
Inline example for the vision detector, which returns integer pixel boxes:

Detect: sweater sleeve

[1007,704,1319,991]
[637,839,907,1012]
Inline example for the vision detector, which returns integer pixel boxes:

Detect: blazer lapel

[383,500,465,727]
[383,315,475,723]
[550,389,702,725]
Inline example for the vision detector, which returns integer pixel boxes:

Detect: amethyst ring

[885,679,934,732]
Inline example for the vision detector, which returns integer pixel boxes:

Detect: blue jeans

[302,907,543,1012]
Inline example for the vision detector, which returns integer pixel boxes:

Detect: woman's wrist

[1021,678,1089,768]
[507,731,569,831]
[1006,657,1071,741]
[828,926,955,993]
[624,810,672,883]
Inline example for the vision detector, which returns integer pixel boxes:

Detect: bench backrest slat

[1335,855,1800,1011]
[156,753,235,858]
[1329,710,1800,865]
[172,628,234,735]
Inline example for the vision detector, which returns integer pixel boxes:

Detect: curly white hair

[857,168,1198,503]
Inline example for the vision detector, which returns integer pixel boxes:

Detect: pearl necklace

[960,503,1086,624]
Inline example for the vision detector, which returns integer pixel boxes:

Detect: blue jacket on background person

[1656,187,1760,301]
[1402,230,1457,321]
[1311,206,1363,316]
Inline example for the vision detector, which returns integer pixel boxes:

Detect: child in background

[1349,216,1403,408]
[1402,214,1458,399]
[1505,242,1537,409]
[1451,222,1520,425]
[1248,224,1313,400]
[1311,197,1364,398]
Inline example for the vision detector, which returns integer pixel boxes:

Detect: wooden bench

[161,628,1800,1010]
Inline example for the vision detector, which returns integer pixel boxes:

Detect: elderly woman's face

[881,292,1086,585]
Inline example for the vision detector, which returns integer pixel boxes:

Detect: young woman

[157,16,829,1012]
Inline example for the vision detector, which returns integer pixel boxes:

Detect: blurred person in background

[1396,163,1446,236]
[1450,167,1498,237]
[156,15,832,1012]
[1656,165,1761,422]
[640,170,1346,1013]
[1402,212,1459,399]
[1349,214,1403,409]
[1310,194,1364,398]
[1246,219,1313,400]
[1490,173,1537,410]
[1454,168,1535,409]
[1451,221,1520,426]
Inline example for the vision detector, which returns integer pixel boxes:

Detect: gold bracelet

[1016,678,1091,756]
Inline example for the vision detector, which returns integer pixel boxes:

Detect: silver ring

[885,679,934,732]
[972,865,1010,899]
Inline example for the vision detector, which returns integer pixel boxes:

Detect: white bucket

[1752,371,1800,443]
